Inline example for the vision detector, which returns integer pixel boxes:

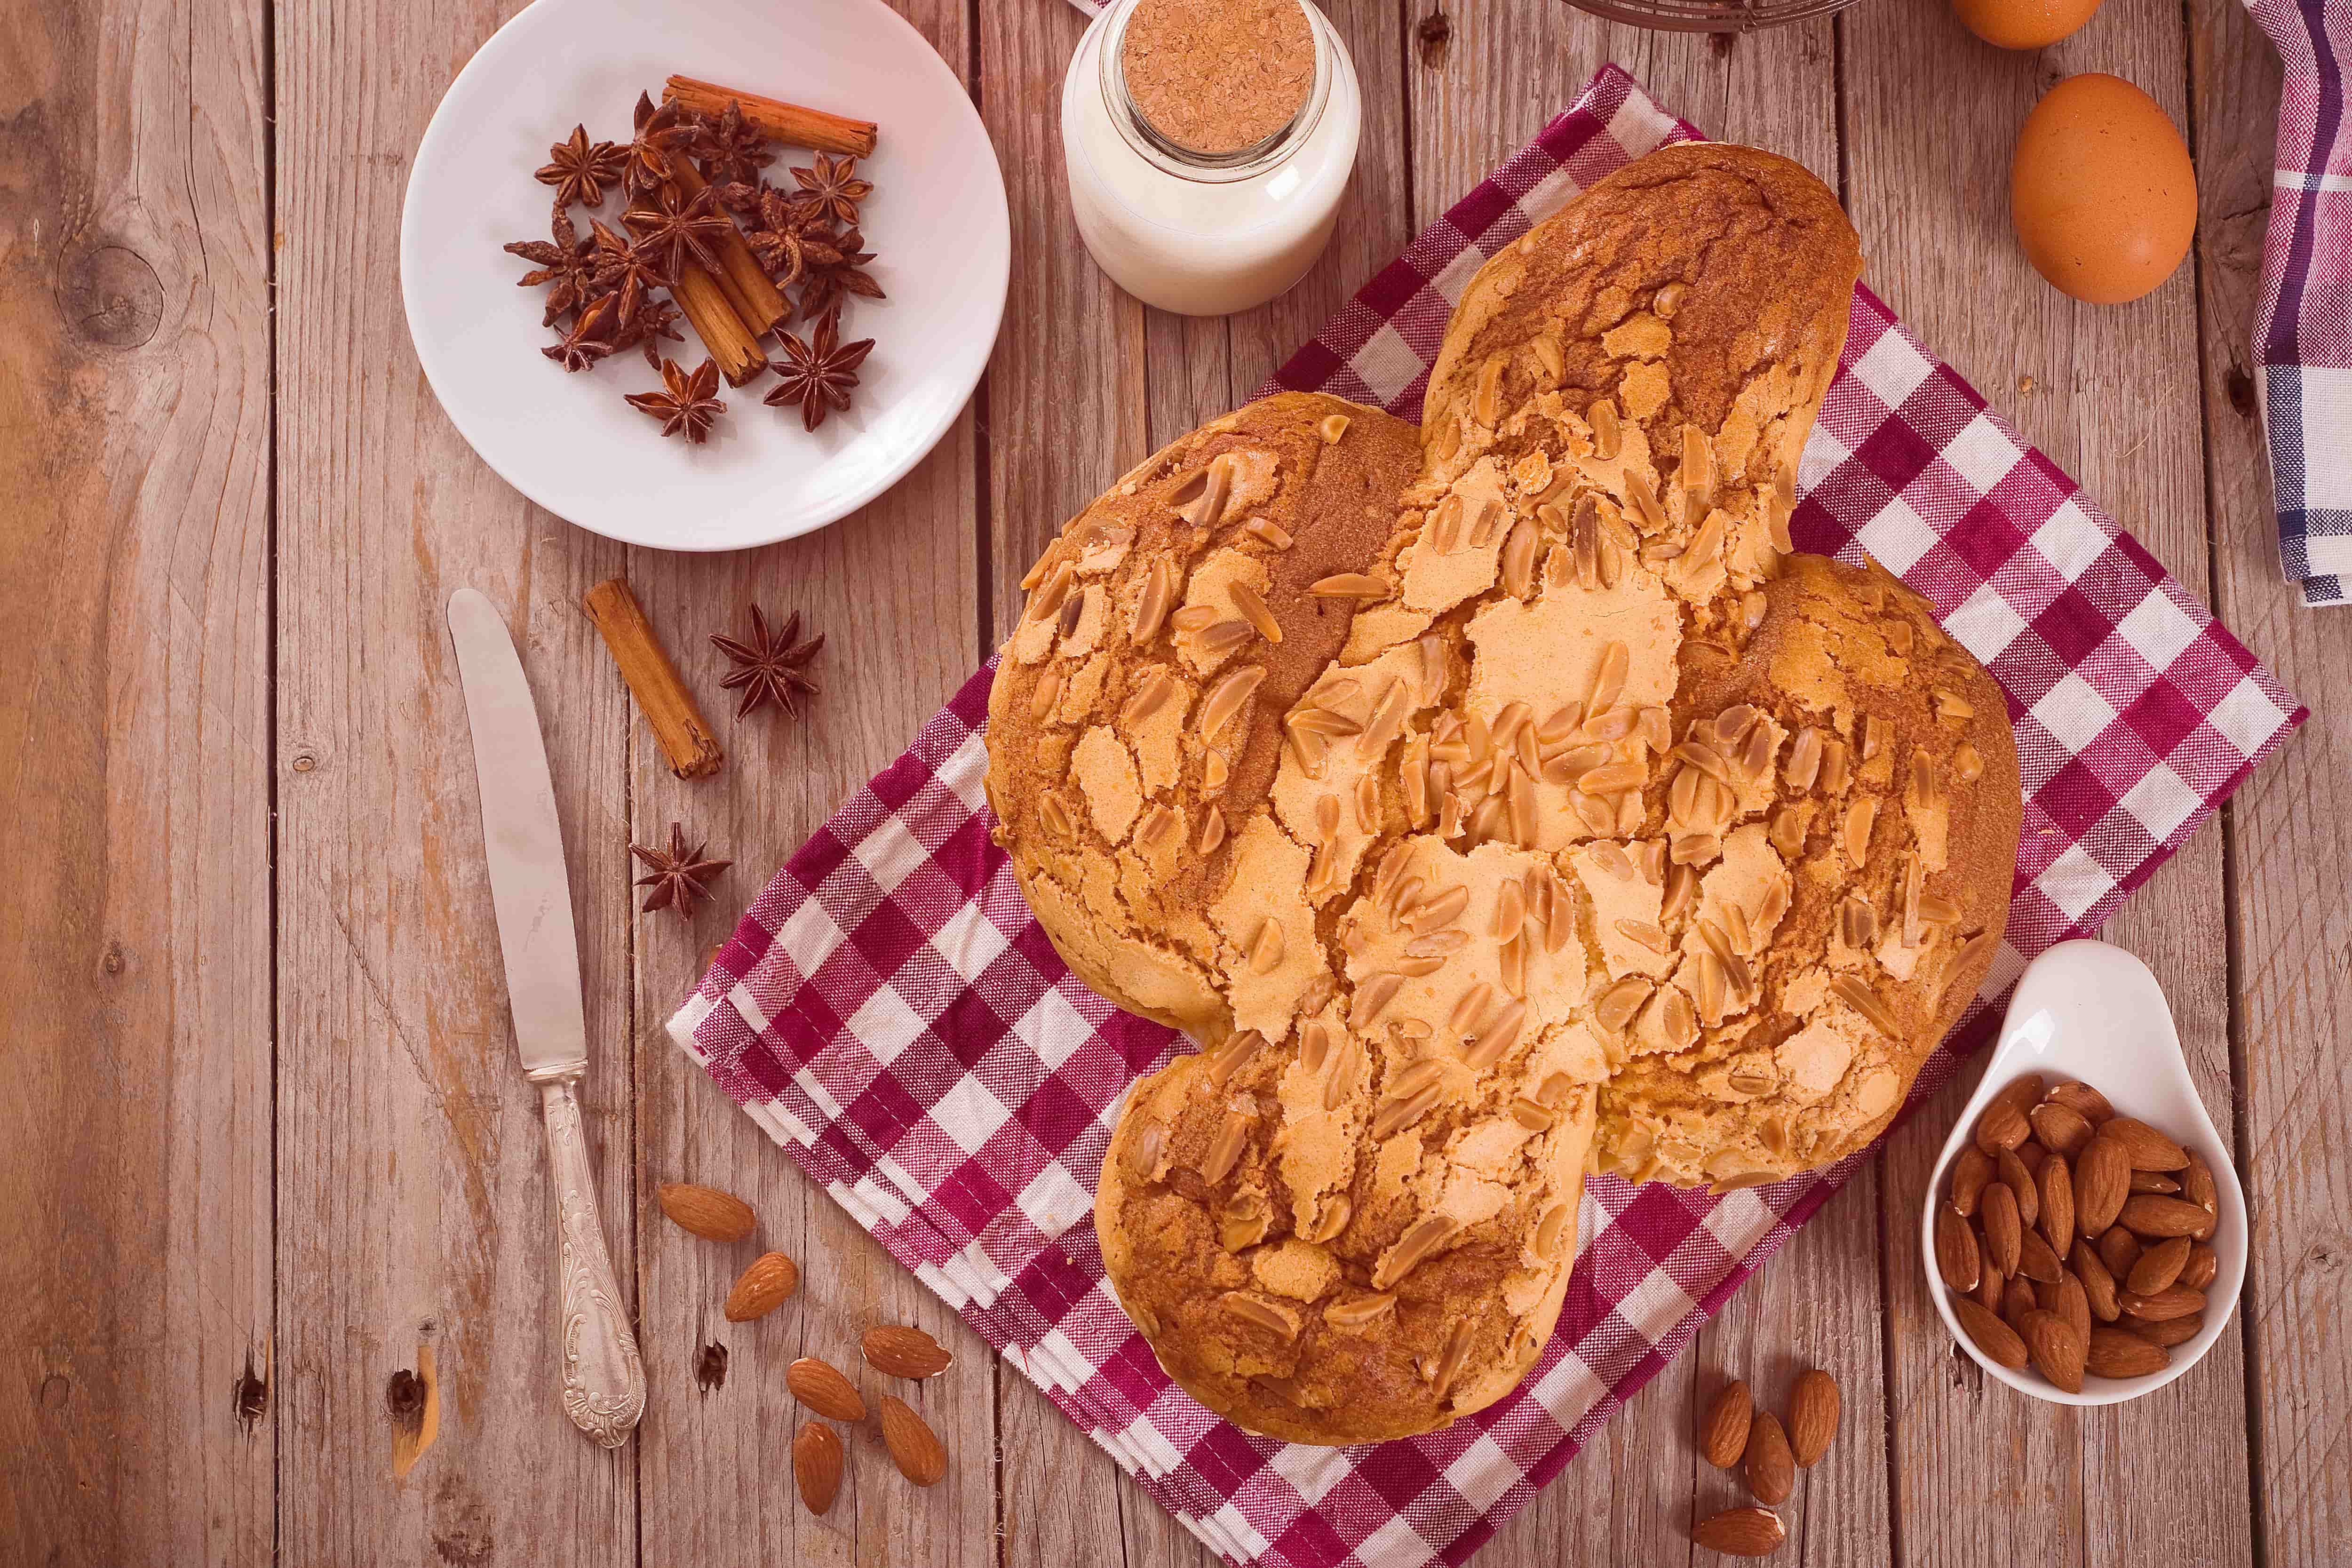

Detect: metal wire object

[1564,0,1859,34]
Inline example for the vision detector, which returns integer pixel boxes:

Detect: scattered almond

[2019,1309,2085,1393]
[1787,1368,1839,1467]
[723,1251,799,1321]
[863,1324,954,1379]
[2085,1325,2169,1378]
[1699,1378,1752,1469]
[1743,1409,1794,1504]
[793,1419,845,1514]
[1692,1505,1787,1557]
[880,1394,948,1486]
[786,1356,868,1422]
[658,1181,757,1242]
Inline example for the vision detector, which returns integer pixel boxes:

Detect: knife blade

[445,587,644,1447]
[446,587,588,1078]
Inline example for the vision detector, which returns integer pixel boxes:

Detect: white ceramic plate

[1921,941,2247,1405]
[399,0,1009,551]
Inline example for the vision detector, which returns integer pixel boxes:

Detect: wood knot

[1709,31,1734,57]
[386,1368,427,1421]
[39,1373,71,1411]
[233,1351,269,1431]
[693,1340,730,1391]
[56,244,165,349]
[2226,365,2257,419]
[101,941,126,977]
[1415,10,1450,67]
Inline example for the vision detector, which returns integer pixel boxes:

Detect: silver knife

[446,588,645,1448]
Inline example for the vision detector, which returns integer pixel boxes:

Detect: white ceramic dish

[399,0,1009,551]
[1921,940,2246,1405]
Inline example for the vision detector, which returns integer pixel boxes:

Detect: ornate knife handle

[530,1064,646,1448]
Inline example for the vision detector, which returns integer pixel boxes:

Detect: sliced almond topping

[1325,1291,1396,1328]
[1019,548,1056,592]
[1785,727,1824,791]
[1533,1203,1570,1260]
[1911,748,1945,809]
[1589,398,1622,460]
[1501,517,1538,596]
[1831,975,1900,1036]
[1426,494,1462,554]
[1673,741,1732,784]
[1572,791,1614,834]
[1288,706,1362,740]
[1820,738,1851,794]
[1132,560,1180,630]
[1430,1319,1477,1401]
[1861,712,1888,761]
[1901,850,1925,949]
[1595,976,1653,1033]
[1041,795,1074,837]
[1508,765,1536,846]
[1299,1019,1334,1073]
[1324,1035,1363,1109]
[1406,929,1470,958]
[1355,773,1381,833]
[1224,1292,1300,1339]
[1844,796,1878,862]
[1467,496,1506,549]
[1417,634,1448,697]
[1318,413,1351,445]
[1531,333,1565,382]
[1475,357,1504,426]
[1615,918,1669,955]
[1229,580,1283,645]
[1309,572,1391,599]
[1370,1082,1443,1141]
[1590,840,1636,880]
[1207,1028,1266,1084]
[1198,666,1266,741]
[1919,890,1963,923]
[1670,832,1721,866]
[1625,470,1667,532]
[1653,280,1688,317]
[1542,871,1575,954]
[1694,951,1726,1019]
[1410,883,1470,934]
[1389,1057,1448,1102]
[1767,489,1796,554]
[1680,424,1713,505]
[1392,955,1445,978]
[1057,591,1086,638]
[1462,999,1528,1068]
[1662,863,1699,921]
[1200,1108,1252,1184]
[1353,973,1404,1028]
[1243,516,1293,549]
[1172,604,1220,633]
[1126,1120,1166,1177]
[1028,667,1063,723]
[1306,1194,1351,1243]
[1954,742,1985,783]
[1511,1097,1556,1131]
[1360,679,1412,756]
[1375,1216,1459,1289]
[1315,791,1342,842]
[1120,669,1175,727]
[1202,750,1231,794]
[1137,804,1179,853]
[1401,743,1432,825]
[1493,879,1526,946]
[1195,619,1254,653]
[1589,640,1630,717]
[1934,687,1975,722]
[1662,986,1698,1047]
[1195,805,1227,854]
[1179,453,1236,527]
[1499,934,1527,999]
[1248,918,1285,976]
[1447,982,1494,1037]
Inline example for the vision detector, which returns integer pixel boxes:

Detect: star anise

[764,309,874,432]
[796,230,886,318]
[625,356,727,442]
[628,822,732,925]
[742,185,834,285]
[712,178,769,218]
[536,123,627,209]
[621,91,686,201]
[710,606,825,721]
[505,203,600,326]
[622,183,731,286]
[786,153,874,228]
[609,292,683,370]
[685,98,775,188]
[542,295,617,373]
[588,219,670,321]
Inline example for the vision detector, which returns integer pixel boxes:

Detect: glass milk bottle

[1060,0,1363,318]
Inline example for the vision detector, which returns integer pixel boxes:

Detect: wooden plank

[2191,2,2352,1560]
[271,0,639,1558]
[0,0,274,1559]
[1843,0,2253,1562]
[1408,7,1851,1563]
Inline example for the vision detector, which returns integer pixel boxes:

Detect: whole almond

[2017,1139,2049,1177]
[879,1395,947,1486]
[1949,1146,1994,1217]
[2020,1308,2086,1393]
[2045,1271,2091,1349]
[1699,1378,1752,1468]
[2016,1227,2064,1286]
[2071,1241,2122,1322]
[1992,1073,2047,1115]
[2027,1101,2094,1159]
[1934,1204,1981,1293]
[786,1356,868,1422]
[658,1181,757,1243]
[2044,1080,2113,1123]
[792,1420,845,1514]
[2129,1170,2181,1194]
[1974,1098,2031,1155]
[1997,1148,2040,1227]
[1973,1240,2005,1311]
[2130,1311,2204,1347]
[2181,1154,2218,1237]
[2086,1325,2169,1378]
[2038,1153,2074,1255]
[2074,1136,2130,1235]
[723,1251,800,1321]
[1788,1369,1840,1467]
[1692,1505,1786,1557]
[2179,1242,2218,1290]
[2126,1235,2191,1297]
[1743,1410,1795,1504]
[2098,1224,2142,1280]
[2002,1275,2038,1328]
[863,1324,954,1379]
[1982,1183,2022,1276]
[2104,1116,2189,1171]
[2121,1283,2206,1322]
[2119,1194,2210,1239]
[1953,1296,2029,1369]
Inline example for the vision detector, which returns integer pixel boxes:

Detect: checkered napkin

[2247,0,2352,604]
[668,67,2303,1568]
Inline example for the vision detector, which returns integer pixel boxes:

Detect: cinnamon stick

[583,578,723,780]
[667,157,790,337]
[664,76,879,158]
[628,213,767,385]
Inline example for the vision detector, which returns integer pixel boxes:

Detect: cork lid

[1119,0,1317,159]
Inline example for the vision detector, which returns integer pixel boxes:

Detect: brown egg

[1953,0,2102,49]
[2010,74,2197,305]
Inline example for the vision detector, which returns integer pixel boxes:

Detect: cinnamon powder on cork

[1120,0,1315,158]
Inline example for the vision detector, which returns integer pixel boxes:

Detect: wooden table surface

[8,0,2346,1561]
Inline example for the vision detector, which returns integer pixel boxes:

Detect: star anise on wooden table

[623,183,732,285]
[764,309,874,432]
[505,203,600,326]
[786,153,874,228]
[711,606,826,721]
[588,219,670,321]
[684,98,775,188]
[621,91,686,200]
[536,123,628,209]
[624,356,727,442]
[628,822,733,925]
[542,295,617,373]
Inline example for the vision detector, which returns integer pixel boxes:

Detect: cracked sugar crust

[989,144,2019,1445]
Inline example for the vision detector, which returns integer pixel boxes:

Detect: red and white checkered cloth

[669,67,2302,1568]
